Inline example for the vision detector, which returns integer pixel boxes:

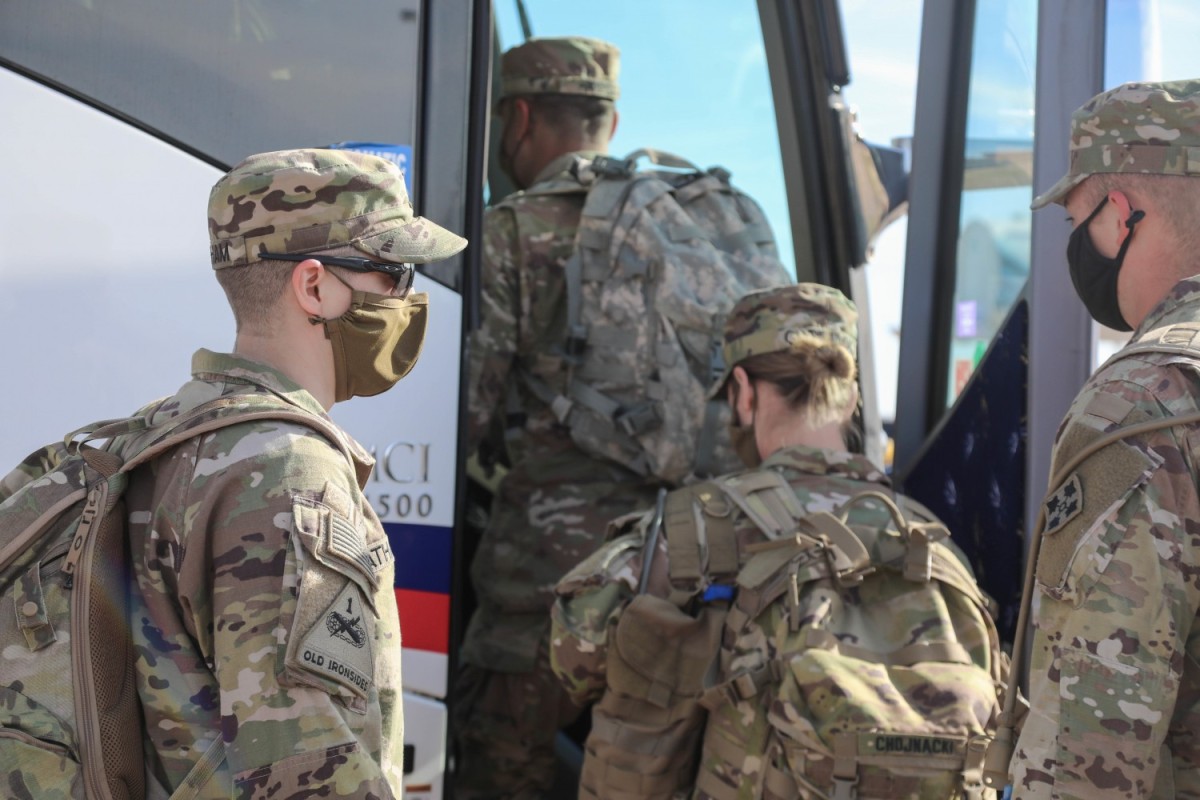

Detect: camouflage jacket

[118,350,405,798]
[550,444,894,709]
[464,151,659,671]
[1012,277,1200,799]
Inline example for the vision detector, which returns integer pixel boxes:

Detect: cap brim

[354,216,468,264]
[1031,172,1088,210]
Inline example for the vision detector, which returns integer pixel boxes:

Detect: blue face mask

[1065,196,1144,332]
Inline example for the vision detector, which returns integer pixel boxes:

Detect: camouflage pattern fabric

[117,349,405,798]
[451,637,584,800]
[1033,79,1200,208]
[709,283,858,398]
[1011,276,1200,799]
[208,148,466,268]
[457,151,662,796]
[499,36,620,101]
[553,445,1000,799]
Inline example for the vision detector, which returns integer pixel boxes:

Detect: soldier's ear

[290,259,329,319]
[609,108,620,139]
[731,366,755,425]
[1108,190,1136,245]
[508,97,533,140]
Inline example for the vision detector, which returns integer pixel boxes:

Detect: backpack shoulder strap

[1100,320,1200,367]
[657,480,739,606]
[119,394,355,474]
[717,469,809,540]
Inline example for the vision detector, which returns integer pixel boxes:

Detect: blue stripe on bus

[383,521,452,595]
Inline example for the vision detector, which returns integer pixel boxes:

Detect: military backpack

[565,470,1005,800]
[0,395,352,800]
[518,148,793,483]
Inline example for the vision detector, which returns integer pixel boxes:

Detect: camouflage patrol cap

[208,148,467,269]
[709,283,858,398]
[1033,79,1200,209]
[499,37,620,101]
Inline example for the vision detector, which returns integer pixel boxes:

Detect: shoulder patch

[296,582,375,699]
[1042,473,1083,536]
[1036,431,1155,595]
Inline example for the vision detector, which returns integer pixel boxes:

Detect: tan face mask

[312,287,429,403]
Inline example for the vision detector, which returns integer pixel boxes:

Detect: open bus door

[889,0,1109,646]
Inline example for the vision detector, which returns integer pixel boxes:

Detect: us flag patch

[1043,473,1083,536]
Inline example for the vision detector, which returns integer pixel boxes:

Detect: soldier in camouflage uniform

[1010,81,1200,797]
[552,285,998,798]
[124,149,465,797]
[454,36,664,798]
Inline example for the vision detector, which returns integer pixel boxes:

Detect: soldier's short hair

[527,93,615,141]
[1076,172,1200,273]
[217,244,362,333]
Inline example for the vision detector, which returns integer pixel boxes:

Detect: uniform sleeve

[550,518,659,707]
[179,427,400,799]
[1013,380,1200,799]
[466,206,522,455]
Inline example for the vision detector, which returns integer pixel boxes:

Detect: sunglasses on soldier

[259,250,415,297]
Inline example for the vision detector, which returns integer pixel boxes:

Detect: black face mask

[1065,196,1144,332]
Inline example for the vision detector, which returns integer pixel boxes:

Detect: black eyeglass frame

[259,250,415,296]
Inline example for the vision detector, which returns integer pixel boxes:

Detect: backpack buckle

[565,324,589,361]
[616,402,661,437]
[589,154,636,179]
[708,339,727,385]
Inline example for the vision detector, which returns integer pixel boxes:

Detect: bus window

[943,0,1037,407]
[0,1,421,170]
[491,0,797,274]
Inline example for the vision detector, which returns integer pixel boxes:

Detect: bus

[1,0,1193,796]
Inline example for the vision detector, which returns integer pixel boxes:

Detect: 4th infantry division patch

[1043,473,1083,536]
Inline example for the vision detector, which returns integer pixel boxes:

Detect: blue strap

[702,584,735,602]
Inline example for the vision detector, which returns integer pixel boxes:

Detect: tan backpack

[0,395,352,800]
[572,472,1005,800]
[518,149,793,483]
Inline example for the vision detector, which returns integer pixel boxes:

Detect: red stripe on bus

[395,588,450,654]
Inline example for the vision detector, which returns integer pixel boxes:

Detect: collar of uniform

[530,149,606,187]
[191,348,326,415]
[1132,274,1200,338]
[762,444,890,487]
[189,348,375,484]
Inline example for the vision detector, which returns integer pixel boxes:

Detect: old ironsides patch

[1043,473,1083,536]
[299,582,375,698]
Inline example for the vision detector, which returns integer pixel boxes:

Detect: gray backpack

[520,148,794,483]
[0,395,351,799]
